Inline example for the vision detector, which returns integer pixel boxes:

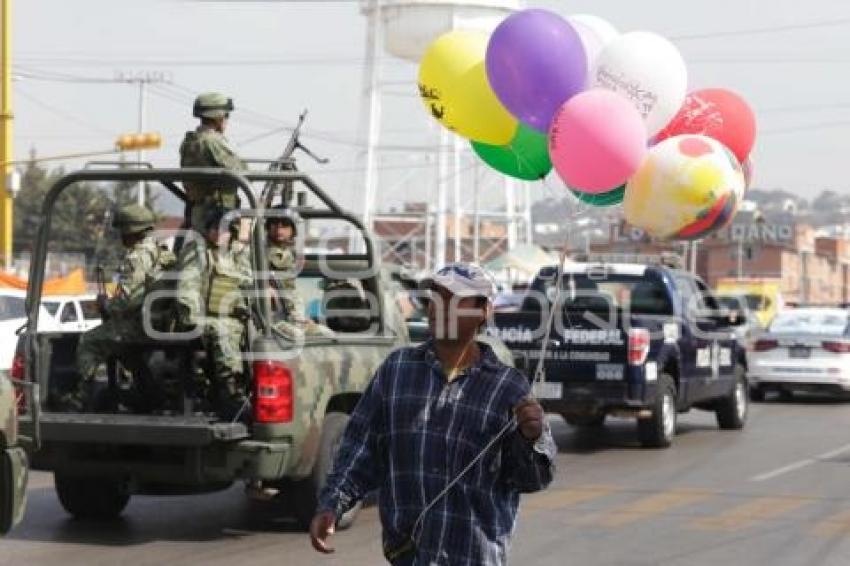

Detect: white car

[40,295,102,333]
[0,290,59,373]
[748,308,850,400]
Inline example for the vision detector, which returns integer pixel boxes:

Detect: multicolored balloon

[486,9,587,133]
[471,125,552,180]
[624,135,745,240]
[592,31,687,137]
[418,30,517,145]
[549,89,647,193]
[654,88,757,163]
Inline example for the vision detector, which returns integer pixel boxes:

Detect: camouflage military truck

[15,166,407,530]
[0,367,29,534]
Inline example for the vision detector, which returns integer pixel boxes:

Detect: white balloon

[591,31,687,136]
[568,14,618,83]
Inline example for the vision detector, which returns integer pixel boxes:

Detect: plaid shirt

[318,340,556,565]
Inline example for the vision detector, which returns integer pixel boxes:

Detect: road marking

[524,485,619,511]
[751,442,850,482]
[691,496,811,531]
[813,510,850,537]
[590,489,713,527]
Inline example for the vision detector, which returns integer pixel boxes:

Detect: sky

[8,0,850,218]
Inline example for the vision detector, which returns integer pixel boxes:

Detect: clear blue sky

[10,0,849,216]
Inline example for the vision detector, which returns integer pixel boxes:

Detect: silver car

[748,308,850,401]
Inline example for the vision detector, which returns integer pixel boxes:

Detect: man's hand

[309,511,337,554]
[514,397,544,441]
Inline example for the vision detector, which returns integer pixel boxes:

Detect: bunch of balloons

[417,8,757,241]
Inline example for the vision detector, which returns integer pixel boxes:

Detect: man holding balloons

[417,7,756,243]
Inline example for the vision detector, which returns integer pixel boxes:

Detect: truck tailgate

[19,413,249,447]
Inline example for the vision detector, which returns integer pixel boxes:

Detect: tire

[565,414,606,428]
[749,386,765,403]
[716,365,749,430]
[637,373,677,449]
[291,412,362,531]
[54,473,130,520]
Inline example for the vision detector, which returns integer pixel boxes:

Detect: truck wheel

[54,473,130,520]
[716,365,748,430]
[565,414,606,428]
[637,374,676,449]
[291,412,362,531]
[749,386,765,403]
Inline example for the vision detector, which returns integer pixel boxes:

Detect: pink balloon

[549,89,647,193]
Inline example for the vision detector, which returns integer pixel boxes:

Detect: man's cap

[421,263,495,300]
[193,92,234,119]
[112,204,155,235]
[202,205,237,231]
[266,204,298,232]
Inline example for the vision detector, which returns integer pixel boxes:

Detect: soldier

[64,204,175,411]
[266,207,332,339]
[176,207,252,421]
[179,92,245,231]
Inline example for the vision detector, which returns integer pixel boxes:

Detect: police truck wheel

[291,412,361,531]
[637,374,676,449]
[54,473,130,520]
[716,365,748,430]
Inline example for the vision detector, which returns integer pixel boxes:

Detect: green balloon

[571,184,626,207]
[471,124,552,181]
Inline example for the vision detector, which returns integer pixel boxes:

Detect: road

[3,394,850,566]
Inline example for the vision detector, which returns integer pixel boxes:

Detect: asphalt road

[4,394,850,566]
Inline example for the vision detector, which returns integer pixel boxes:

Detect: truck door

[673,275,714,403]
[694,279,737,397]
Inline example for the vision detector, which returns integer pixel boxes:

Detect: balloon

[472,125,552,180]
[655,88,757,163]
[549,89,647,193]
[571,184,625,207]
[568,14,618,86]
[486,9,587,133]
[592,31,687,136]
[418,30,517,145]
[624,135,745,240]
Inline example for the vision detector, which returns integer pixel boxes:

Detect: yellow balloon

[418,30,517,145]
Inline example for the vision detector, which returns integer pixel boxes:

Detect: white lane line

[750,442,850,482]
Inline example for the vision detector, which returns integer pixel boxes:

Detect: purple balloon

[486,9,587,133]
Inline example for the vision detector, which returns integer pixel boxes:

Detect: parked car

[0,290,57,373]
[748,307,850,400]
[40,295,101,333]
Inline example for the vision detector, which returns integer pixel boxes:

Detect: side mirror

[0,447,28,535]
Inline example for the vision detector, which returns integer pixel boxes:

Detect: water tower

[357,0,524,269]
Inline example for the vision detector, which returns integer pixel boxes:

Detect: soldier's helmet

[192,92,234,119]
[265,204,298,235]
[113,204,155,235]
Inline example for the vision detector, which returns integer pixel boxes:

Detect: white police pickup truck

[491,258,749,448]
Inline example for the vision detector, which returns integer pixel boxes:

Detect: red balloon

[655,88,756,163]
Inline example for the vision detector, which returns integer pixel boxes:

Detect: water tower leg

[452,135,462,262]
[505,176,517,251]
[435,128,448,268]
[357,0,382,251]
[524,182,533,245]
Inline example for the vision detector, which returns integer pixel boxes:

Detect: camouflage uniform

[72,205,175,407]
[176,226,252,418]
[179,92,245,231]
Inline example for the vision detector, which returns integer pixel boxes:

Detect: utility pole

[1,0,14,271]
[115,71,169,205]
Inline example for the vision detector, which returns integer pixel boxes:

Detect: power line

[670,16,850,40]
[14,87,115,136]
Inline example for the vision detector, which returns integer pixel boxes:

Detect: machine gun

[260,110,328,207]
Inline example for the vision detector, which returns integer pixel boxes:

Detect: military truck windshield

[534,274,673,316]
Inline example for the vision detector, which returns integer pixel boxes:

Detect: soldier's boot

[215,372,252,424]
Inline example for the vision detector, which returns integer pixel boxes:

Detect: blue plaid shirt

[318,340,556,565]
